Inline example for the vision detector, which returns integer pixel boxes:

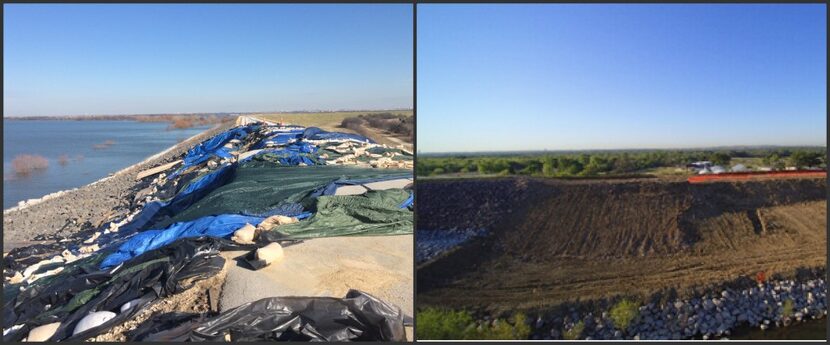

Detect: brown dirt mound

[502,178,825,260]
[417,177,827,311]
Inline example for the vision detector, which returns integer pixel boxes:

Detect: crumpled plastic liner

[2,237,245,342]
[161,165,409,227]
[273,189,414,239]
[126,289,406,341]
[2,242,70,278]
[303,127,375,144]
[99,214,266,269]
[170,123,260,178]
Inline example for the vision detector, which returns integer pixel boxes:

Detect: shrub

[12,154,49,176]
[416,309,531,340]
[782,298,794,318]
[563,320,584,340]
[168,117,194,129]
[340,117,364,130]
[416,308,475,340]
[93,140,116,150]
[610,299,640,331]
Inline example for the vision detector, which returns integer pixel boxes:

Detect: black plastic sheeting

[127,290,406,341]
[2,242,69,278]
[3,237,251,342]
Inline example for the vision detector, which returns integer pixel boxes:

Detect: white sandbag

[120,298,142,313]
[7,271,24,284]
[61,250,78,263]
[72,311,116,336]
[22,257,63,278]
[26,267,64,284]
[78,244,99,254]
[231,223,256,244]
[26,322,60,342]
[257,215,298,230]
[256,243,284,265]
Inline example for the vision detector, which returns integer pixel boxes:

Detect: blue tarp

[100,214,266,269]
[252,130,305,149]
[399,192,414,209]
[101,211,313,269]
[170,124,260,177]
[241,141,322,166]
[118,164,237,234]
[302,127,375,143]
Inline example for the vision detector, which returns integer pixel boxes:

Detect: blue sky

[418,4,826,152]
[4,4,412,116]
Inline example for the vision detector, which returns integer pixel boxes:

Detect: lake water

[3,120,211,209]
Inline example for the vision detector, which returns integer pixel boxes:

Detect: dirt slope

[417,177,826,312]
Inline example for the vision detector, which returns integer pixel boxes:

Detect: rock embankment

[530,275,827,340]
[415,177,530,232]
[416,229,488,264]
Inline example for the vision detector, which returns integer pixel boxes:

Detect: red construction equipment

[687,170,826,184]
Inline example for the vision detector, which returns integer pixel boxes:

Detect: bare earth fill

[417,176,826,313]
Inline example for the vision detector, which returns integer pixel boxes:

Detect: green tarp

[157,165,410,228]
[271,189,413,239]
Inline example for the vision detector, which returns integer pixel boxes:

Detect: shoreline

[2,123,234,244]
[3,124,217,213]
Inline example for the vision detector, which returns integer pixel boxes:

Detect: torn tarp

[170,124,260,178]
[302,127,375,144]
[100,214,265,269]
[240,150,323,167]
[270,189,413,239]
[118,164,237,234]
[159,166,410,228]
[127,290,406,341]
[251,129,305,149]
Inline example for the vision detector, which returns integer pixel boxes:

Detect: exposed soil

[417,177,827,313]
[88,252,233,342]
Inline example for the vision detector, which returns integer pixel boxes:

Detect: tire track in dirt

[417,177,826,313]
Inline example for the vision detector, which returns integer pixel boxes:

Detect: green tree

[789,151,823,169]
[584,155,611,176]
[710,152,731,167]
[558,157,584,176]
[763,153,785,170]
[542,156,556,176]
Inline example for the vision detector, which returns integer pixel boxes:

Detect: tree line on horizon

[416,148,826,178]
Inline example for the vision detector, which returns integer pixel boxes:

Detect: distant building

[687,161,713,169]
[731,164,749,172]
[699,165,727,174]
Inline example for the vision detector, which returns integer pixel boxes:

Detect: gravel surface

[415,177,531,232]
[3,123,234,244]
[416,229,488,264]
